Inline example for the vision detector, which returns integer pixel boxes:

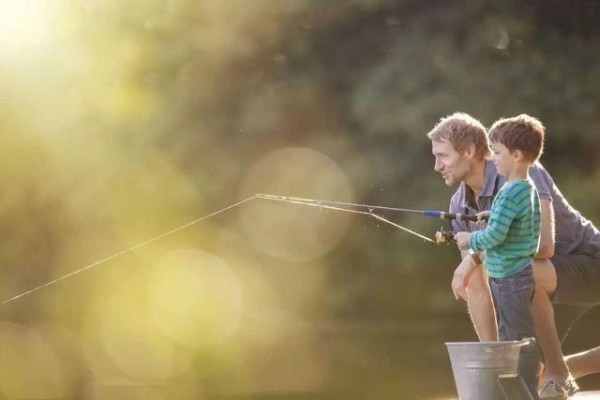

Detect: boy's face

[431,140,472,186]
[491,142,514,177]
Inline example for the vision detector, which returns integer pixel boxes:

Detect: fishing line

[1,195,259,306]
[257,194,435,243]
[1,193,438,306]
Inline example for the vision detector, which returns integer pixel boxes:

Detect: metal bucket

[446,339,534,400]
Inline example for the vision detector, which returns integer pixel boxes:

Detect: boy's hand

[454,232,470,250]
[476,211,490,228]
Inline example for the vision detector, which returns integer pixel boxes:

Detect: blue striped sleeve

[469,192,518,251]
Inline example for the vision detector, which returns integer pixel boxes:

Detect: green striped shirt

[468,179,541,278]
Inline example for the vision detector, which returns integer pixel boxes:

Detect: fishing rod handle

[423,210,489,222]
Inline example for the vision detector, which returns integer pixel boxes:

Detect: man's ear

[464,143,477,159]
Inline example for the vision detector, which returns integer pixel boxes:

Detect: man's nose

[434,159,443,172]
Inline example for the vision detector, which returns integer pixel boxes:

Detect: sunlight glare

[0,0,52,54]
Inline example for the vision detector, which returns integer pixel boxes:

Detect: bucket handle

[517,337,536,349]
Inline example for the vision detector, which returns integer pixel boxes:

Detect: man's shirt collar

[459,160,500,209]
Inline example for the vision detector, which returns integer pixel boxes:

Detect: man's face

[431,140,472,186]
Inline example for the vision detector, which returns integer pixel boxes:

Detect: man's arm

[529,164,555,258]
[452,253,498,341]
[447,187,497,341]
[451,251,480,300]
[535,198,555,259]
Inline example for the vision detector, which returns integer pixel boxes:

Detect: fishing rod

[255,194,490,245]
[2,193,479,306]
[256,194,437,243]
[256,194,487,223]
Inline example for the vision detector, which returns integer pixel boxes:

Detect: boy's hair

[488,114,545,163]
[427,112,492,160]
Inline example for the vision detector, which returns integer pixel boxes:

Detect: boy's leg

[490,266,540,399]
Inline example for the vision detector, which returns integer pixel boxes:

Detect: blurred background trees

[1,0,599,398]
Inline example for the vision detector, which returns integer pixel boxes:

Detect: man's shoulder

[528,162,554,197]
[529,162,553,181]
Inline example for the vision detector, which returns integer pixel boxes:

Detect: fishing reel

[435,228,456,245]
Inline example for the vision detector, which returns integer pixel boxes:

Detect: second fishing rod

[256,194,489,223]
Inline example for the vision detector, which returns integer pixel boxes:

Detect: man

[427,112,600,398]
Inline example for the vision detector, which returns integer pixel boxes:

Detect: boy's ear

[512,149,525,162]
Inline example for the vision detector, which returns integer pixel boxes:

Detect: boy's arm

[469,193,517,251]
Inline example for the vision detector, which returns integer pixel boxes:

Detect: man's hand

[451,257,479,301]
[454,231,470,250]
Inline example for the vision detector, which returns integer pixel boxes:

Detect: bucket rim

[445,340,522,346]
[445,337,536,347]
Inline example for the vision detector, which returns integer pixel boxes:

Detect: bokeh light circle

[148,249,244,349]
[240,147,355,262]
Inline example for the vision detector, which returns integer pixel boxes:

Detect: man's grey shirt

[450,160,600,256]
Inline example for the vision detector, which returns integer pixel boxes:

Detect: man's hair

[488,114,545,163]
[427,112,492,160]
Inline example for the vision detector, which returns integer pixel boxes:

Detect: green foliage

[1,0,600,397]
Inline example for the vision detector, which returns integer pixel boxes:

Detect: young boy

[454,114,545,398]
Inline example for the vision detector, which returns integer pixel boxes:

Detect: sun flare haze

[0,0,55,55]
[1,1,600,399]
